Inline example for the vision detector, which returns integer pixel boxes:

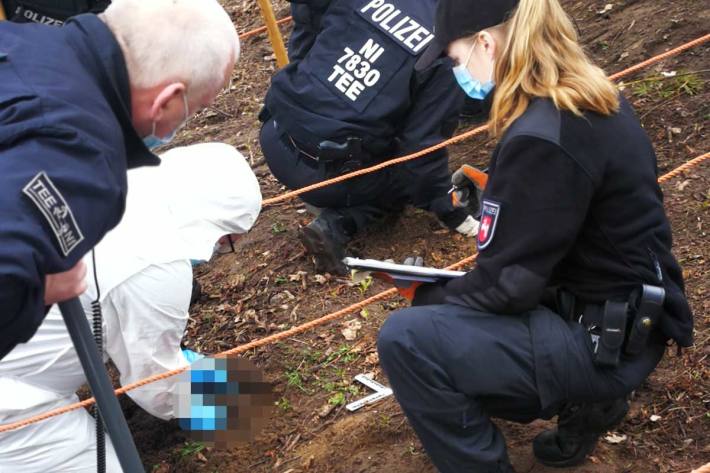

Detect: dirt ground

[127,0,709,472]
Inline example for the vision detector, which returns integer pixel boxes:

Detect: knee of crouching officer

[377,307,432,368]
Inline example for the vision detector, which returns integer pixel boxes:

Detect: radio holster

[555,284,665,368]
[625,284,665,356]
[592,301,628,368]
[318,137,368,176]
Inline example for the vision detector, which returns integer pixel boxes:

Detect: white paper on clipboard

[342,257,466,283]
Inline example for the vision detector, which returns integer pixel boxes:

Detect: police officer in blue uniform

[0,1,239,360]
[287,0,330,62]
[376,0,694,471]
[260,0,478,275]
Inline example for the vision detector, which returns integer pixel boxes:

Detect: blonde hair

[488,0,619,137]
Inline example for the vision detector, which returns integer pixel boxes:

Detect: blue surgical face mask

[452,42,495,100]
[142,91,190,150]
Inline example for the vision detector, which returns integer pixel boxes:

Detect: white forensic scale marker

[346,374,393,412]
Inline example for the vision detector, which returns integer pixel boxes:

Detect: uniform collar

[63,14,160,169]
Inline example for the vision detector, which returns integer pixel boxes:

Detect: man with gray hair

[0,0,239,360]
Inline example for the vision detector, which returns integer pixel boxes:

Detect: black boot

[299,210,354,275]
[533,398,629,468]
[190,278,202,306]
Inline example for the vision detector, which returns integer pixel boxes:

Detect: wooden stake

[255,0,289,68]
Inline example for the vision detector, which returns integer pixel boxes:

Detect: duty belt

[557,285,666,368]
[272,119,390,171]
[290,134,373,163]
[282,132,379,177]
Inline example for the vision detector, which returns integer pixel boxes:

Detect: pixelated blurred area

[174,355,274,448]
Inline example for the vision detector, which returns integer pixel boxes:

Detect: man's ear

[149,82,186,122]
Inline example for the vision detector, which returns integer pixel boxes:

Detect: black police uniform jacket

[2,0,110,26]
[0,15,159,359]
[287,0,332,62]
[415,97,693,348]
[264,0,464,188]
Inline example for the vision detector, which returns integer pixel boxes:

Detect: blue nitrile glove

[182,349,204,364]
[177,357,235,433]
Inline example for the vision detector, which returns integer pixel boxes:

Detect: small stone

[317,403,336,418]
[604,433,627,444]
[364,352,380,366]
[341,319,362,341]
[314,274,328,284]
[677,180,691,191]
[597,3,613,15]
[302,455,315,469]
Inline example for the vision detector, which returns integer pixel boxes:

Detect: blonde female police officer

[377,0,693,471]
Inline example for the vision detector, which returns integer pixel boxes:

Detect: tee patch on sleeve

[23,171,84,257]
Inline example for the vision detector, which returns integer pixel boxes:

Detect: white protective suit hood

[89,142,262,299]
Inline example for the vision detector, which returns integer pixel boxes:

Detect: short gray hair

[102,0,240,97]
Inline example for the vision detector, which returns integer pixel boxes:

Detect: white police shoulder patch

[23,172,84,257]
[358,0,435,56]
[477,199,501,251]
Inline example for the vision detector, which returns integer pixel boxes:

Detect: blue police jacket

[265,0,464,158]
[287,0,332,62]
[0,14,159,359]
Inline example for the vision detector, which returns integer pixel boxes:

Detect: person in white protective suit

[0,142,262,472]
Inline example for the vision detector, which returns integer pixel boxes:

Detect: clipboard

[342,257,465,284]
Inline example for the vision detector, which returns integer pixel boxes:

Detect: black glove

[450,165,487,217]
[411,282,447,306]
[400,257,447,306]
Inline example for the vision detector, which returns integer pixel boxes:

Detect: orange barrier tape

[0,33,708,434]
[609,33,710,81]
[657,152,709,183]
[0,150,707,433]
[262,32,710,207]
[0,255,474,433]
[238,15,292,40]
[262,125,488,206]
